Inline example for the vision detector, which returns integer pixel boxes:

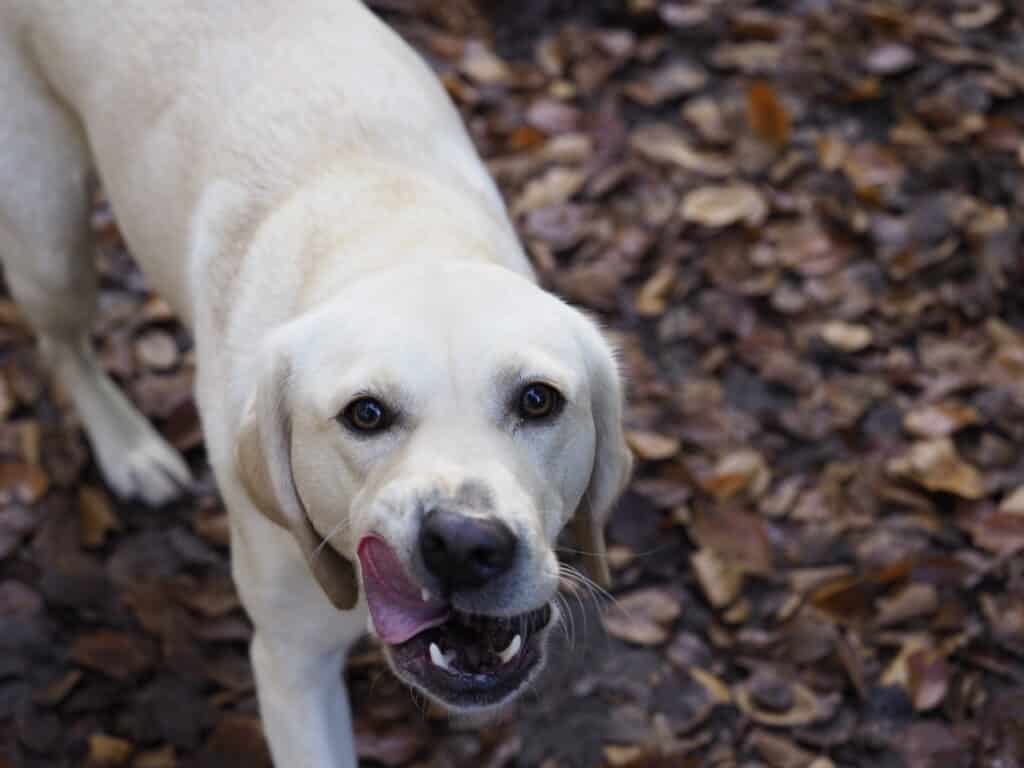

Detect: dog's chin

[382,601,555,712]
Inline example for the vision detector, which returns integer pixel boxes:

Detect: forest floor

[2,1,1024,766]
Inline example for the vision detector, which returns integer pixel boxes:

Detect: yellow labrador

[0,1,632,765]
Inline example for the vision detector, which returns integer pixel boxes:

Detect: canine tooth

[498,634,522,665]
[421,588,431,603]
[429,642,452,672]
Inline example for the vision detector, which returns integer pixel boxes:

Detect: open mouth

[358,535,553,709]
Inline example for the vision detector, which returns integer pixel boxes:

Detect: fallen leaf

[625,61,708,105]
[821,322,872,352]
[691,548,743,608]
[87,733,134,767]
[681,184,767,228]
[131,745,176,768]
[887,438,985,499]
[625,430,679,461]
[746,81,791,147]
[735,677,840,726]
[0,462,49,505]
[79,486,121,549]
[999,485,1024,514]
[864,43,917,75]
[512,167,585,216]
[603,587,682,646]
[903,402,979,438]
[71,631,153,681]
[690,506,774,574]
[631,124,734,177]
[459,40,508,84]
[699,450,772,501]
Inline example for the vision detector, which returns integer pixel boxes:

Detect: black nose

[419,509,518,593]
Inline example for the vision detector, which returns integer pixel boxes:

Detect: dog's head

[235,262,631,712]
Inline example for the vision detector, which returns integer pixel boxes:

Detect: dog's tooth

[498,634,522,665]
[429,642,452,672]
[421,588,431,603]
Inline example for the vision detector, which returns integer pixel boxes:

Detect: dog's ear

[235,345,359,610]
[572,321,634,589]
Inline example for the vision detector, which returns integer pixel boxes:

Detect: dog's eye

[341,397,392,433]
[517,383,563,421]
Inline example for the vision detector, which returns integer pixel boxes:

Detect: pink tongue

[357,535,450,645]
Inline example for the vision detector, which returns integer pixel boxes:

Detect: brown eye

[517,383,563,421]
[341,397,391,433]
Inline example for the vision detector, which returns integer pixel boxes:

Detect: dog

[0,2,633,765]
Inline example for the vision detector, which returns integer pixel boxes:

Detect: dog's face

[237,262,631,712]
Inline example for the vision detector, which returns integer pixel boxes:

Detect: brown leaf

[820,322,872,352]
[746,81,791,147]
[887,438,985,499]
[864,43,917,75]
[603,587,682,646]
[689,506,774,574]
[875,583,939,627]
[699,450,772,501]
[691,548,743,608]
[203,715,272,768]
[459,40,508,84]
[630,124,734,177]
[131,745,176,768]
[86,733,134,767]
[512,167,585,216]
[71,631,153,681]
[681,184,767,228]
[635,263,677,317]
[999,485,1024,514]
[0,462,49,505]
[625,61,708,105]
[734,678,840,727]
[79,486,121,549]
[625,430,679,461]
[903,402,980,438]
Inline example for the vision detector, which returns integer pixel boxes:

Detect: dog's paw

[92,419,193,507]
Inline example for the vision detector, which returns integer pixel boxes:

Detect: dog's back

[2,0,503,316]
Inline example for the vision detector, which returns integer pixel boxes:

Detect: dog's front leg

[252,633,359,768]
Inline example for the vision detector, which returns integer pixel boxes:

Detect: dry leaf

[0,462,49,505]
[700,450,771,501]
[999,485,1024,514]
[821,322,872,352]
[875,583,939,627]
[131,745,176,768]
[79,486,121,549]
[87,733,134,767]
[635,263,677,316]
[903,402,979,438]
[690,506,774,574]
[735,678,839,726]
[603,587,682,646]
[887,438,985,499]
[512,167,585,216]
[746,81,791,147]
[691,548,743,608]
[681,184,767,228]
[625,430,679,461]
[631,124,734,177]
[459,41,508,84]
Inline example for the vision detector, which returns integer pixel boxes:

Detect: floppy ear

[572,321,634,590]
[235,345,359,610]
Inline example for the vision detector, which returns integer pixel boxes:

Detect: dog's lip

[384,603,553,708]
[357,534,450,644]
